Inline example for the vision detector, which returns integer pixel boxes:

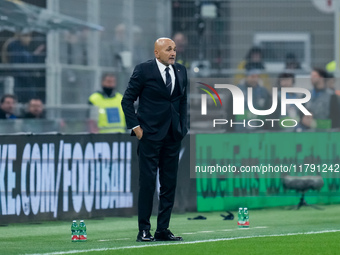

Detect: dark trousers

[137,130,181,231]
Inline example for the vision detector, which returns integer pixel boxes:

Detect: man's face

[1,97,15,114]
[102,76,116,89]
[250,52,261,62]
[20,33,32,46]
[246,74,260,87]
[28,99,43,117]
[280,78,294,88]
[173,34,187,53]
[155,40,176,66]
[311,71,325,89]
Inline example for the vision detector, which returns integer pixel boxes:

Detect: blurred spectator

[234,46,270,90]
[272,73,300,131]
[285,53,301,70]
[6,32,45,63]
[22,98,45,119]
[325,72,337,93]
[59,30,87,92]
[0,94,17,119]
[325,72,340,110]
[172,32,190,68]
[228,67,272,132]
[113,24,147,68]
[240,46,265,70]
[299,68,340,130]
[88,73,126,133]
[3,31,45,103]
[62,30,88,65]
[324,61,338,96]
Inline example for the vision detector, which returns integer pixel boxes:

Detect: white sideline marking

[185,226,268,234]
[99,238,130,241]
[218,226,267,232]
[25,229,340,255]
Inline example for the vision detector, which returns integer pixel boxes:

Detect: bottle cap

[73,220,76,222]
[80,220,84,222]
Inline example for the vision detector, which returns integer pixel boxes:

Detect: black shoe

[136,230,155,242]
[154,229,183,241]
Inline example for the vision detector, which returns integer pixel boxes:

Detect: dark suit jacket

[121,59,188,141]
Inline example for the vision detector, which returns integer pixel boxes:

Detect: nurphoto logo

[198,83,312,128]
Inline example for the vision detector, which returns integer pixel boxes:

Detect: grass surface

[1,205,340,255]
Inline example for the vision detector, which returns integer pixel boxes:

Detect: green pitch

[1,204,340,255]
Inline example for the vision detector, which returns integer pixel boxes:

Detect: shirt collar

[156,58,173,72]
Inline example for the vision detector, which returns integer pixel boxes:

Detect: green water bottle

[71,220,79,242]
[243,207,249,228]
[237,207,244,228]
[79,220,87,241]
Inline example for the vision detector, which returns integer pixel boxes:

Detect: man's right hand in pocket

[133,126,143,140]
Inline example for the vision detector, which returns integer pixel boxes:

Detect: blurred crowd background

[0,0,338,134]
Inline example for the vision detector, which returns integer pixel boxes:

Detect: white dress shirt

[156,58,176,95]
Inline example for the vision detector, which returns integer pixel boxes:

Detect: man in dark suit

[121,38,188,242]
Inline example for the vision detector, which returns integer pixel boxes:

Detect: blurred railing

[0,119,99,134]
[0,104,101,134]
